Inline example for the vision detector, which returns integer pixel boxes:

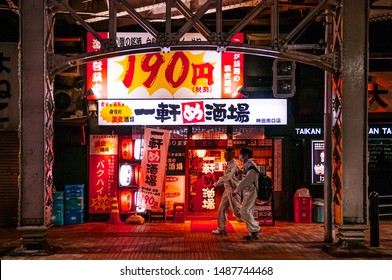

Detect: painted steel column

[17,0,54,252]
[323,8,334,243]
[334,0,369,249]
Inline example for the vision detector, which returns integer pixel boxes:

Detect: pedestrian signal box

[272,59,296,98]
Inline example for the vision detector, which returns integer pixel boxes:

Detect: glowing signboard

[97,98,287,126]
[87,32,243,99]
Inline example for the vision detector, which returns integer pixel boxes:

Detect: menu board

[369,141,392,169]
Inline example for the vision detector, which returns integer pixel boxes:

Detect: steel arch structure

[47,0,338,78]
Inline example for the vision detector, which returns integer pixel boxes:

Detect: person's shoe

[212,229,227,235]
[243,231,260,240]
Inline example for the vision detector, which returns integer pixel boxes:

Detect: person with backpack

[233,147,261,240]
[211,147,242,235]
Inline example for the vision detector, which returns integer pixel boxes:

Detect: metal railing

[369,192,392,247]
[378,194,392,218]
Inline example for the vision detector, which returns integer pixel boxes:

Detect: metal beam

[118,0,160,38]
[173,0,212,41]
[280,0,330,48]
[226,0,272,42]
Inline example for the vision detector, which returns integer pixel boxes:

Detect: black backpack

[247,165,273,201]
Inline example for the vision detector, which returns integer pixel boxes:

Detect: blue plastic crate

[65,196,84,205]
[51,211,64,226]
[65,210,84,224]
[65,202,84,211]
[52,191,64,202]
[52,203,64,212]
[65,184,84,197]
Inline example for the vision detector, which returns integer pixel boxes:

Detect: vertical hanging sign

[0,43,19,130]
[86,32,108,99]
[88,135,118,214]
[138,128,170,210]
[221,33,244,98]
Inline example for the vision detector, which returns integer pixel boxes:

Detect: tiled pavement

[1,220,392,260]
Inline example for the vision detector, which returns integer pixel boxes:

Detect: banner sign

[138,128,170,210]
[87,32,243,99]
[0,43,19,130]
[88,135,119,213]
[98,98,287,126]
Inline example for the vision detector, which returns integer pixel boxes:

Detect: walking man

[212,147,242,235]
[233,147,261,240]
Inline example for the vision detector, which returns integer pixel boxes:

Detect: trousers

[240,188,260,233]
[217,187,241,231]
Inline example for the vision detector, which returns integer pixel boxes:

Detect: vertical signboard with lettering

[138,128,170,210]
[0,43,19,130]
[311,140,325,185]
[165,143,186,215]
[221,33,244,98]
[88,135,118,213]
[86,33,108,99]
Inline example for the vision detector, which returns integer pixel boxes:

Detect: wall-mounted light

[119,188,135,212]
[121,138,133,160]
[119,163,140,187]
[196,149,207,158]
[134,139,143,160]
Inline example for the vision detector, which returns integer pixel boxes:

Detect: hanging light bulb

[196,149,207,158]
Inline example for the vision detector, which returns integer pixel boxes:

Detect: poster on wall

[311,140,324,185]
[88,135,118,214]
[138,127,170,210]
[87,32,243,99]
[165,175,186,216]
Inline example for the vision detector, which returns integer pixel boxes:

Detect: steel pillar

[15,0,57,255]
[325,0,371,256]
[323,7,334,243]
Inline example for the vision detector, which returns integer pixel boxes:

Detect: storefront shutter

[0,131,19,227]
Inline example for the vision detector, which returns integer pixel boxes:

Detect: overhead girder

[47,0,338,78]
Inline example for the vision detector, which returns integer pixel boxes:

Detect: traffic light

[272,59,296,98]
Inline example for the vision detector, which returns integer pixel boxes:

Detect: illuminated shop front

[293,123,392,204]
[86,32,287,221]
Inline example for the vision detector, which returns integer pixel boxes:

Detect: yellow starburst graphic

[90,194,111,212]
[100,103,133,124]
[93,139,117,153]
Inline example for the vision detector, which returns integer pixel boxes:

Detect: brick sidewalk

[1,220,392,260]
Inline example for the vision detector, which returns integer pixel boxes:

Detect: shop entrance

[187,147,236,220]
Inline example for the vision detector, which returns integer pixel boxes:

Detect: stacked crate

[51,191,64,226]
[294,196,312,223]
[65,184,84,224]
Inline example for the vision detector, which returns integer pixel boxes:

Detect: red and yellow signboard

[87,32,243,99]
[88,135,118,213]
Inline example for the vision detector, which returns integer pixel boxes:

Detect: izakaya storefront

[86,32,287,222]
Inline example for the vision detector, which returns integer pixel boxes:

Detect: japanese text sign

[88,135,119,214]
[138,128,170,210]
[98,99,287,126]
[87,32,243,99]
[0,43,19,130]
